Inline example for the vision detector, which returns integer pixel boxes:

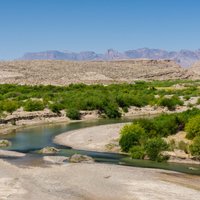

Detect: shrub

[178,141,189,153]
[189,136,200,157]
[134,118,157,138]
[157,96,183,110]
[144,137,168,161]
[49,103,64,114]
[122,106,128,113]
[169,139,176,151]
[119,124,146,152]
[3,100,18,114]
[129,146,145,159]
[185,115,200,139]
[66,108,81,120]
[197,98,200,105]
[24,100,45,111]
[103,104,121,118]
[152,114,179,137]
[177,108,200,127]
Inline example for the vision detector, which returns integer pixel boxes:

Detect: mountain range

[19,48,200,67]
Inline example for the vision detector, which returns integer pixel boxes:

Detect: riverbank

[54,123,127,153]
[0,159,200,200]
[0,104,192,136]
[54,123,200,165]
[0,109,101,135]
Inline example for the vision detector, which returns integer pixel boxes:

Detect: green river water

[0,118,200,175]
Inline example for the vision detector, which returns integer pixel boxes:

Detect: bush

[178,141,189,153]
[3,100,18,114]
[129,146,145,159]
[169,139,176,151]
[119,124,146,152]
[152,114,179,137]
[24,100,45,111]
[134,118,157,138]
[103,104,121,118]
[66,108,81,120]
[49,103,64,114]
[144,137,168,161]
[185,115,200,139]
[157,96,183,110]
[177,108,200,127]
[189,136,200,157]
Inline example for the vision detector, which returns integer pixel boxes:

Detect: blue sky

[0,0,200,59]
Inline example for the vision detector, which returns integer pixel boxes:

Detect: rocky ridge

[0,60,194,86]
[20,48,200,67]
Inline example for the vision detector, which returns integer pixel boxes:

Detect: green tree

[152,114,179,137]
[119,124,146,152]
[185,115,200,139]
[24,100,45,111]
[144,137,168,161]
[157,95,183,111]
[103,104,121,118]
[189,136,200,157]
[129,146,145,159]
[49,103,64,114]
[66,108,81,120]
[3,100,18,114]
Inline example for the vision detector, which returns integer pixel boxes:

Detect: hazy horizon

[0,0,200,59]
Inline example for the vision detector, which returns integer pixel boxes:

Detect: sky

[0,0,200,59]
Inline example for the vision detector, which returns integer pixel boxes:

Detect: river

[1,118,200,175]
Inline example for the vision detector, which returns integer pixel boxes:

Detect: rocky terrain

[189,61,200,76]
[20,48,200,67]
[0,60,193,85]
[1,159,200,200]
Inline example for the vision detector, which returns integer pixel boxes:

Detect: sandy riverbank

[0,158,200,200]
[54,123,128,153]
[54,123,200,165]
[0,109,101,135]
[0,103,193,136]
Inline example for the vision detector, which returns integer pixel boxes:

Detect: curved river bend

[1,118,200,175]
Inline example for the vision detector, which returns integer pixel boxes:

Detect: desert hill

[0,59,193,86]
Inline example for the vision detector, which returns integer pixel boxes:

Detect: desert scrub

[185,115,200,139]
[144,137,169,161]
[66,108,81,120]
[0,81,199,119]
[24,100,45,111]
[178,141,189,153]
[189,136,200,158]
[1,100,19,114]
[119,108,200,162]
[119,124,146,152]
[157,95,183,110]
[129,146,145,159]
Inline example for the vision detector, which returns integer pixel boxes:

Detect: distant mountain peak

[19,48,200,67]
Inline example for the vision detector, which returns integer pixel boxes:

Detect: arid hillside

[189,61,200,77]
[0,60,194,85]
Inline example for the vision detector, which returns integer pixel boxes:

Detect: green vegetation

[119,108,200,161]
[178,141,189,153]
[24,100,45,111]
[129,146,145,159]
[185,115,200,139]
[157,95,183,110]
[119,124,145,152]
[0,80,200,120]
[2,100,19,114]
[1,80,200,162]
[144,137,168,161]
[189,136,200,157]
[66,108,81,120]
